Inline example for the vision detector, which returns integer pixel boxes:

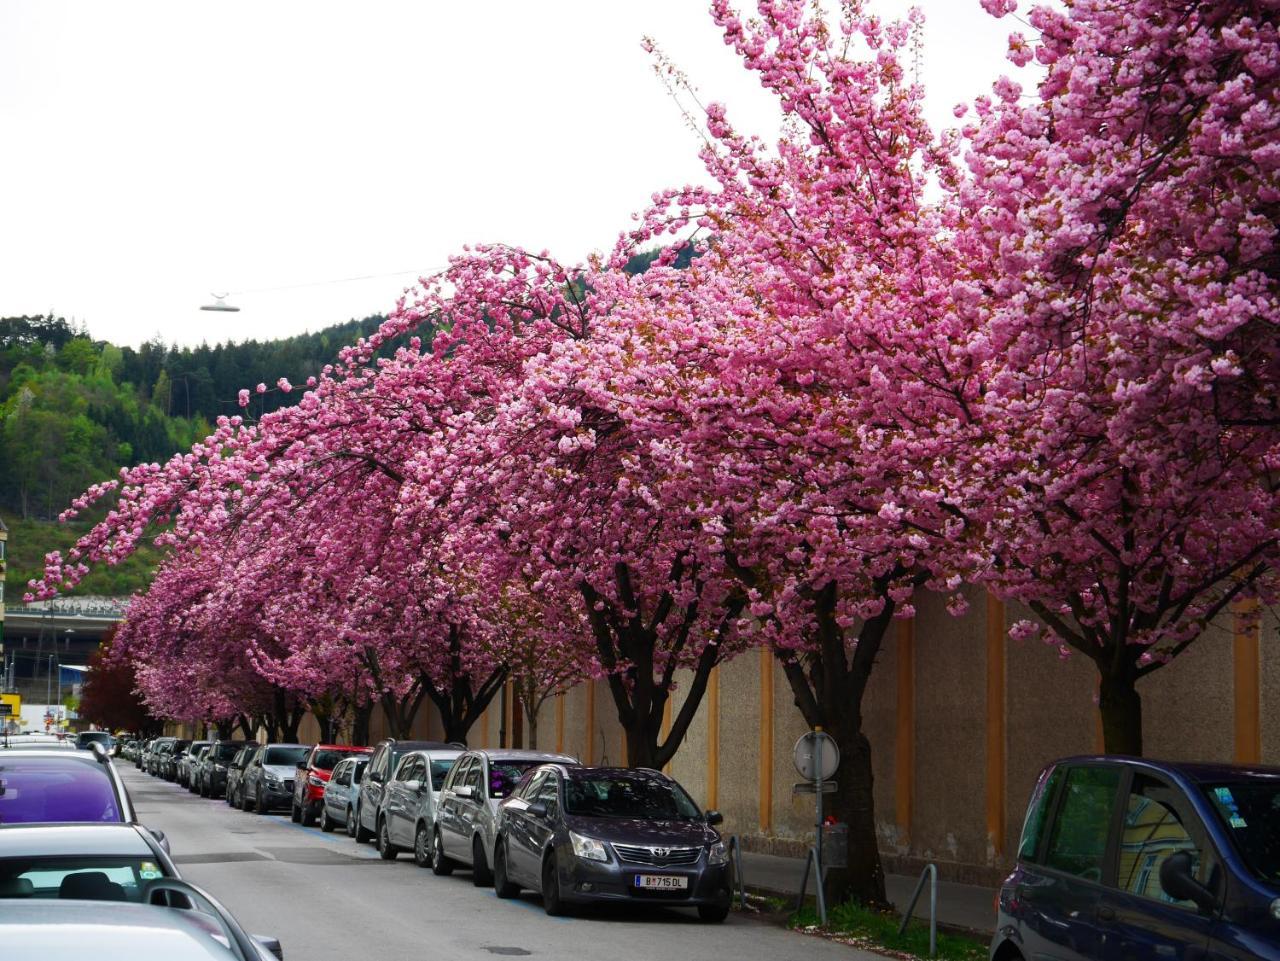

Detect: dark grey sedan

[493,765,732,921]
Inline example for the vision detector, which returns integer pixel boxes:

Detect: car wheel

[353,804,374,843]
[414,824,432,868]
[472,836,493,887]
[345,807,357,839]
[698,903,730,923]
[493,840,519,898]
[300,802,316,827]
[256,790,268,815]
[319,806,335,833]
[431,831,455,876]
[241,789,252,812]
[290,800,301,823]
[542,853,567,916]
[377,820,399,860]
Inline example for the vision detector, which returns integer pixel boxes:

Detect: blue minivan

[992,756,1280,961]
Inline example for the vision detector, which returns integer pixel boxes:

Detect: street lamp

[200,293,240,312]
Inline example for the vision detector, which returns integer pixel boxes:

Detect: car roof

[312,744,371,752]
[0,823,155,858]
[403,748,463,762]
[470,750,578,763]
[384,740,455,751]
[0,900,237,960]
[1051,755,1280,784]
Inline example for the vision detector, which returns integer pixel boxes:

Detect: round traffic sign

[793,730,839,781]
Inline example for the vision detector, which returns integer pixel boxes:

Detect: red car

[290,744,373,826]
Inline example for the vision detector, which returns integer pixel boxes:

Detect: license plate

[634,874,688,890]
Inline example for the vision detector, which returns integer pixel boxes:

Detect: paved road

[122,766,874,961]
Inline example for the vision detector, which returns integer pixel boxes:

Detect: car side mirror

[252,934,284,961]
[149,828,171,855]
[371,771,384,784]
[404,779,423,793]
[705,810,724,826]
[1159,851,1218,914]
[525,801,549,819]
[455,785,474,799]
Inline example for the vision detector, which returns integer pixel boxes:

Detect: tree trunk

[427,669,506,745]
[824,721,886,906]
[214,718,234,740]
[352,700,372,746]
[281,702,305,743]
[1099,670,1143,755]
[235,714,256,740]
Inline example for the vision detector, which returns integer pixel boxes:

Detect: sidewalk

[740,850,998,935]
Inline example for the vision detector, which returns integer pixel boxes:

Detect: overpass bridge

[1,596,126,691]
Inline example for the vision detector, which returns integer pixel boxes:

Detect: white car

[429,749,577,884]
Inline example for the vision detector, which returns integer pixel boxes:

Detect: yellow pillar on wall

[985,593,1007,858]
[1233,600,1262,765]
[555,695,565,754]
[661,695,673,773]
[759,648,774,834]
[585,681,596,765]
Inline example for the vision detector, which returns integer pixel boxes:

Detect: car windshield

[1203,781,1280,883]
[311,749,360,771]
[264,747,309,766]
[0,856,168,901]
[215,744,242,761]
[488,761,544,799]
[0,757,122,824]
[565,774,702,820]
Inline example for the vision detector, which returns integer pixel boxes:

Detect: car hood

[309,768,334,782]
[564,816,717,847]
[262,765,297,779]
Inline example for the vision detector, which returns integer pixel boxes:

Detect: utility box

[822,823,849,867]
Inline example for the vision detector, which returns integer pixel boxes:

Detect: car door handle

[1097,906,1116,922]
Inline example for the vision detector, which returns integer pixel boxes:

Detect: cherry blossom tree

[960,0,1280,754]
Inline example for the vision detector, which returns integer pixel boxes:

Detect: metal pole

[47,653,53,705]
[814,727,824,887]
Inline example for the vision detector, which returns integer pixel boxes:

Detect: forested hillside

[0,313,387,524]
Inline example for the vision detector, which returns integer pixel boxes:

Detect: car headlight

[214,764,227,772]
[307,775,324,787]
[569,831,608,863]
[265,774,281,786]
[1272,897,1280,921]
[708,841,730,865]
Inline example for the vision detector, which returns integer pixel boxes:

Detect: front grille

[612,844,701,866]
[283,780,295,793]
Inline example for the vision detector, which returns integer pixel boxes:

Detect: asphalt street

[122,766,875,961]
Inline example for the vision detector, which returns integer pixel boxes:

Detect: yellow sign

[0,692,19,720]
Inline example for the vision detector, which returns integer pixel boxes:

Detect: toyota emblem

[650,846,670,859]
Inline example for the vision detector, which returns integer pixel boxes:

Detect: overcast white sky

[1,1,1015,348]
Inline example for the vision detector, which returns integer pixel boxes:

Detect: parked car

[289,744,371,826]
[75,730,114,752]
[353,739,455,844]
[990,755,1280,961]
[0,822,179,900]
[136,738,157,769]
[428,749,578,879]
[492,764,731,920]
[319,756,370,837]
[0,879,284,960]
[177,741,212,789]
[373,747,463,865]
[197,740,249,799]
[144,737,174,775]
[160,740,192,782]
[241,744,311,814]
[225,745,260,808]
[0,748,139,827]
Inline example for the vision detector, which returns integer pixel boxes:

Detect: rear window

[311,749,362,771]
[263,747,309,766]
[0,757,122,824]
[488,761,544,799]
[0,856,170,901]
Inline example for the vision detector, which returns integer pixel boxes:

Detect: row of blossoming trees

[31,0,1279,904]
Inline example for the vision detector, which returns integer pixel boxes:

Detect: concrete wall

[170,597,1275,886]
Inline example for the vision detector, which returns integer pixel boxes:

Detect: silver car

[430,749,577,884]
[374,749,463,864]
[240,744,311,814]
[318,756,369,837]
